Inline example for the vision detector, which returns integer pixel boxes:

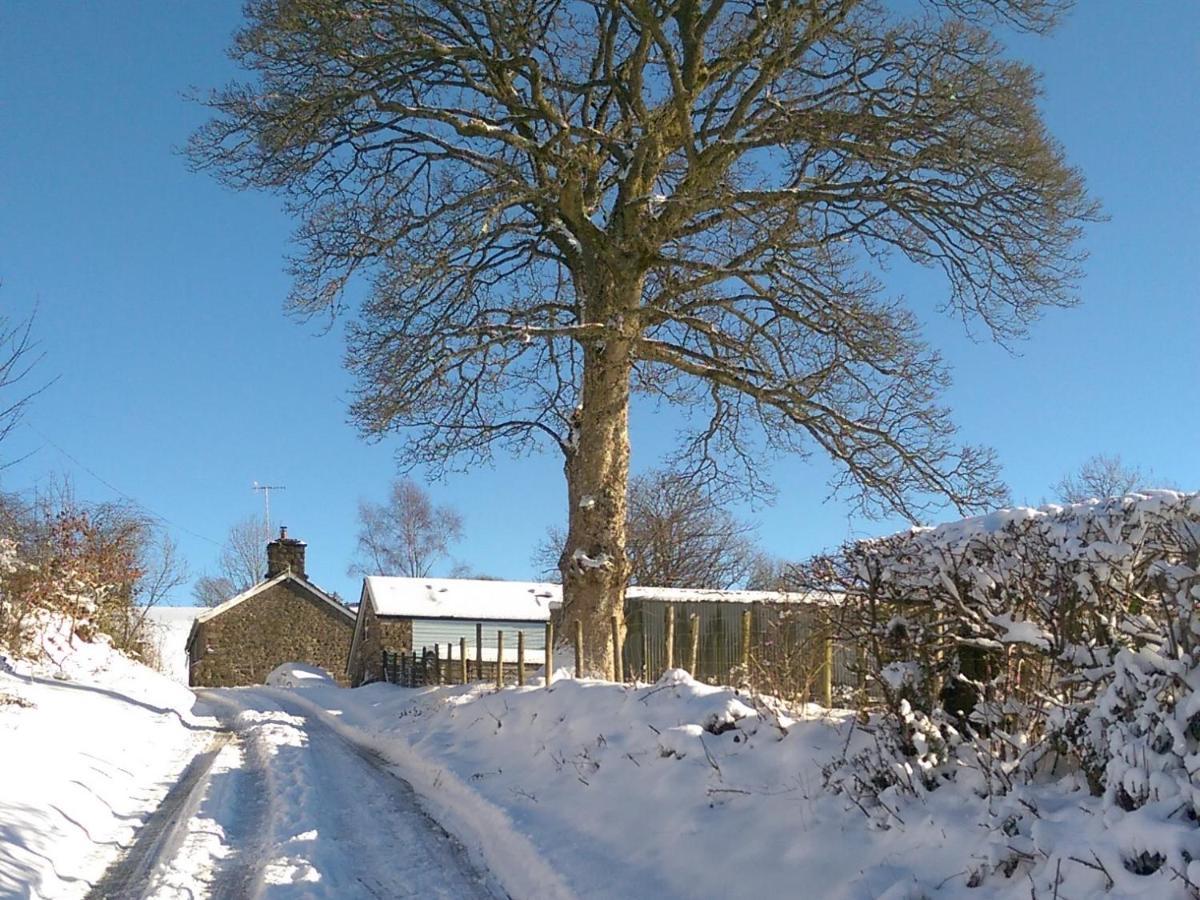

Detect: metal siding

[624,597,854,700]
[412,619,546,654]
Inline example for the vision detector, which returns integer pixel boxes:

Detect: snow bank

[261,669,1200,898]
[266,661,336,688]
[0,618,217,898]
[144,605,204,683]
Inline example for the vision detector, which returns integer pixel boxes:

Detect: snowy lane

[168,688,506,900]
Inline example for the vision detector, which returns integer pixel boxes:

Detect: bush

[0,491,184,661]
[807,492,1200,888]
[810,491,1200,794]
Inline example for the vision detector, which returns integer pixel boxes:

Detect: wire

[20,421,221,547]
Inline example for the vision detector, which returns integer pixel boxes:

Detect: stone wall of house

[189,579,354,687]
[349,599,413,686]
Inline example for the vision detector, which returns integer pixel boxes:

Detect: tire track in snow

[83,732,231,900]
[198,688,507,899]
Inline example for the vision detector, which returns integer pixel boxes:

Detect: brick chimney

[266,526,307,579]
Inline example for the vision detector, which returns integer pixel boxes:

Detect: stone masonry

[266,526,307,578]
[348,597,413,686]
[188,532,355,687]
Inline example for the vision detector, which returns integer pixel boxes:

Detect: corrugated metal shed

[623,589,854,702]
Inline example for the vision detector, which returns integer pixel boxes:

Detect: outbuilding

[347,576,557,686]
[186,529,356,687]
[621,586,847,701]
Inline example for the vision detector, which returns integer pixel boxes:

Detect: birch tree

[350,478,463,577]
[191,0,1097,672]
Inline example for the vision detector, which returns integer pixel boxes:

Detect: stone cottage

[186,528,356,687]
[346,576,557,686]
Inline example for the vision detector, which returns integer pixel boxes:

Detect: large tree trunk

[558,277,638,678]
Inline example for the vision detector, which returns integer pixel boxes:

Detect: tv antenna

[252,482,286,540]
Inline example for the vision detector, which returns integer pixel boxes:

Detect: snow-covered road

[109,688,507,900]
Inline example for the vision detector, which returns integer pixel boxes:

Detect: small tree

[191,515,267,606]
[745,554,800,592]
[1,489,186,659]
[536,469,758,588]
[192,0,1097,672]
[350,478,463,578]
[625,470,758,588]
[192,574,237,609]
[1052,453,1160,504]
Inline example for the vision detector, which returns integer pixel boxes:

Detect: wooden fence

[380,611,852,706]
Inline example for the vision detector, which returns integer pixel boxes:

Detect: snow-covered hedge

[810,491,1200,883]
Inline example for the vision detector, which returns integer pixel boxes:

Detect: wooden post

[574,619,583,678]
[545,622,554,687]
[855,645,867,709]
[476,622,484,681]
[642,629,650,682]
[740,609,752,685]
[496,630,505,689]
[460,637,468,684]
[611,614,622,683]
[688,613,700,676]
[517,630,526,686]
[822,633,834,708]
[665,605,675,671]
[433,642,441,685]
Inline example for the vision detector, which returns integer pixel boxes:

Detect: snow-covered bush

[809,492,1200,877]
[0,494,183,661]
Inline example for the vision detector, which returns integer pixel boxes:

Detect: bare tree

[1,309,45,459]
[192,574,237,608]
[626,470,758,588]
[192,0,1096,672]
[1052,453,1164,504]
[536,469,758,588]
[191,515,267,606]
[350,478,463,578]
[745,554,800,592]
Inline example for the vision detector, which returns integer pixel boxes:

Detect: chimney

[266,525,307,579]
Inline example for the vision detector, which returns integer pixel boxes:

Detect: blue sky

[0,2,1196,605]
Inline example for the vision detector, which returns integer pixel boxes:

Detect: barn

[186,529,356,687]
[346,576,558,686]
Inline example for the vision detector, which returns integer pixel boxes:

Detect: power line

[19,421,221,547]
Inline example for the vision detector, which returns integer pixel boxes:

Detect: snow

[248,665,1200,899]
[6,612,1195,897]
[363,575,558,621]
[144,605,204,683]
[625,585,838,605]
[265,661,337,688]
[0,618,215,898]
[569,548,613,571]
[149,686,506,899]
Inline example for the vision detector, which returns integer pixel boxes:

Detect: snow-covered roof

[360,577,834,621]
[625,586,839,606]
[186,572,354,651]
[363,576,559,621]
